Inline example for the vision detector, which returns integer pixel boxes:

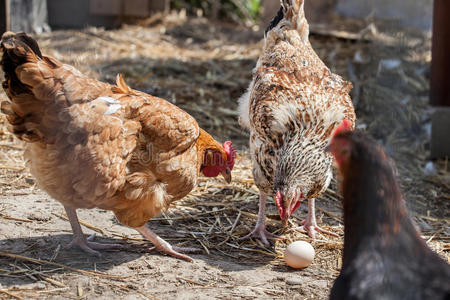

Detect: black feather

[16,32,43,58]
[330,131,450,300]
[265,6,284,34]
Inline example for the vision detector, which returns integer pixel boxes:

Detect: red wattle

[202,166,221,177]
[290,201,301,215]
[276,191,286,219]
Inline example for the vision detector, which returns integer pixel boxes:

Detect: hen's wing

[130,88,200,157]
[95,82,201,227]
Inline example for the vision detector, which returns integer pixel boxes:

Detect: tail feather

[265,6,284,34]
[1,32,44,96]
[1,32,50,142]
[2,32,42,58]
[265,0,309,43]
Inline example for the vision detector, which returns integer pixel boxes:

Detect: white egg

[284,241,315,269]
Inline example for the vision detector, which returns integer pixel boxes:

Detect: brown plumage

[0,32,236,261]
[329,130,450,300]
[238,0,355,243]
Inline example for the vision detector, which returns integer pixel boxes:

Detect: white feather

[322,106,345,129]
[238,87,251,129]
[94,96,122,115]
[104,104,122,115]
[271,102,300,133]
[97,96,120,104]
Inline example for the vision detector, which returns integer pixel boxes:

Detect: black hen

[328,131,450,300]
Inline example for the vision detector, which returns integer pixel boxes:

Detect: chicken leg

[289,198,338,239]
[240,191,280,246]
[64,206,124,257]
[135,225,200,262]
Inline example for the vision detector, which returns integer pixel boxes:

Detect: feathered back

[1,32,108,143]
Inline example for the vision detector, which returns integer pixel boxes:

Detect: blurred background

[0,0,435,33]
[0,1,448,299]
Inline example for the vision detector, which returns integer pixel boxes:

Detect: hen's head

[273,119,353,224]
[201,141,236,183]
[274,188,302,225]
[327,119,354,170]
[272,145,319,225]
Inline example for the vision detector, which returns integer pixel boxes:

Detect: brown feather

[0,32,228,230]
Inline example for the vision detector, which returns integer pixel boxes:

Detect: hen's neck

[196,128,224,171]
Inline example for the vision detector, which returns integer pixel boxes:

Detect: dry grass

[0,11,448,299]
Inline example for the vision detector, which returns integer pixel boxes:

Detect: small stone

[35,282,46,289]
[312,280,328,289]
[424,161,437,176]
[286,277,303,285]
[25,177,35,184]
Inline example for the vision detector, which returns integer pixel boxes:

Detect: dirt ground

[0,12,449,300]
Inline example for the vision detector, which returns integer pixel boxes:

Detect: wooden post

[430,0,450,158]
[0,0,10,35]
[430,0,450,107]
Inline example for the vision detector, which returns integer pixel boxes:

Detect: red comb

[333,119,352,137]
[223,141,236,169]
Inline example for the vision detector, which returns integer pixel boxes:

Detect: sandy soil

[0,188,337,300]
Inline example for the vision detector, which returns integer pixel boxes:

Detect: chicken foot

[288,198,338,239]
[240,192,281,246]
[64,206,125,257]
[135,225,200,262]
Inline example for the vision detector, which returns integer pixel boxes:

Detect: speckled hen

[238,0,355,243]
[0,32,235,261]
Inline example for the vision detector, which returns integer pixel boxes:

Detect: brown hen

[238,0,355,243]
[0,32,235,261]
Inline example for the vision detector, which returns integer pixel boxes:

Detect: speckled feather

[239,0,355,199]
[1,32,226,228]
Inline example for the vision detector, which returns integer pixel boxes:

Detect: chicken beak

[221,169,232,184]
[280,192,302,227]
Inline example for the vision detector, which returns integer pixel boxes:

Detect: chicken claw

[239,224,281,246]
[288,220,338,240]
[240,192,283,246]
[64,206,124,257]
[136,225,200,262]
[65,234,125,257]
[287,199,338,239]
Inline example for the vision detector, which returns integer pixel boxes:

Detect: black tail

[1,31,42,59]
[1,32,43,97]
[264,0,309,43]
[265,6,285,34]
[1,32,45,142]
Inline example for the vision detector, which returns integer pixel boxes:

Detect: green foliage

[246,0,262,19]
[171,0,262,23]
